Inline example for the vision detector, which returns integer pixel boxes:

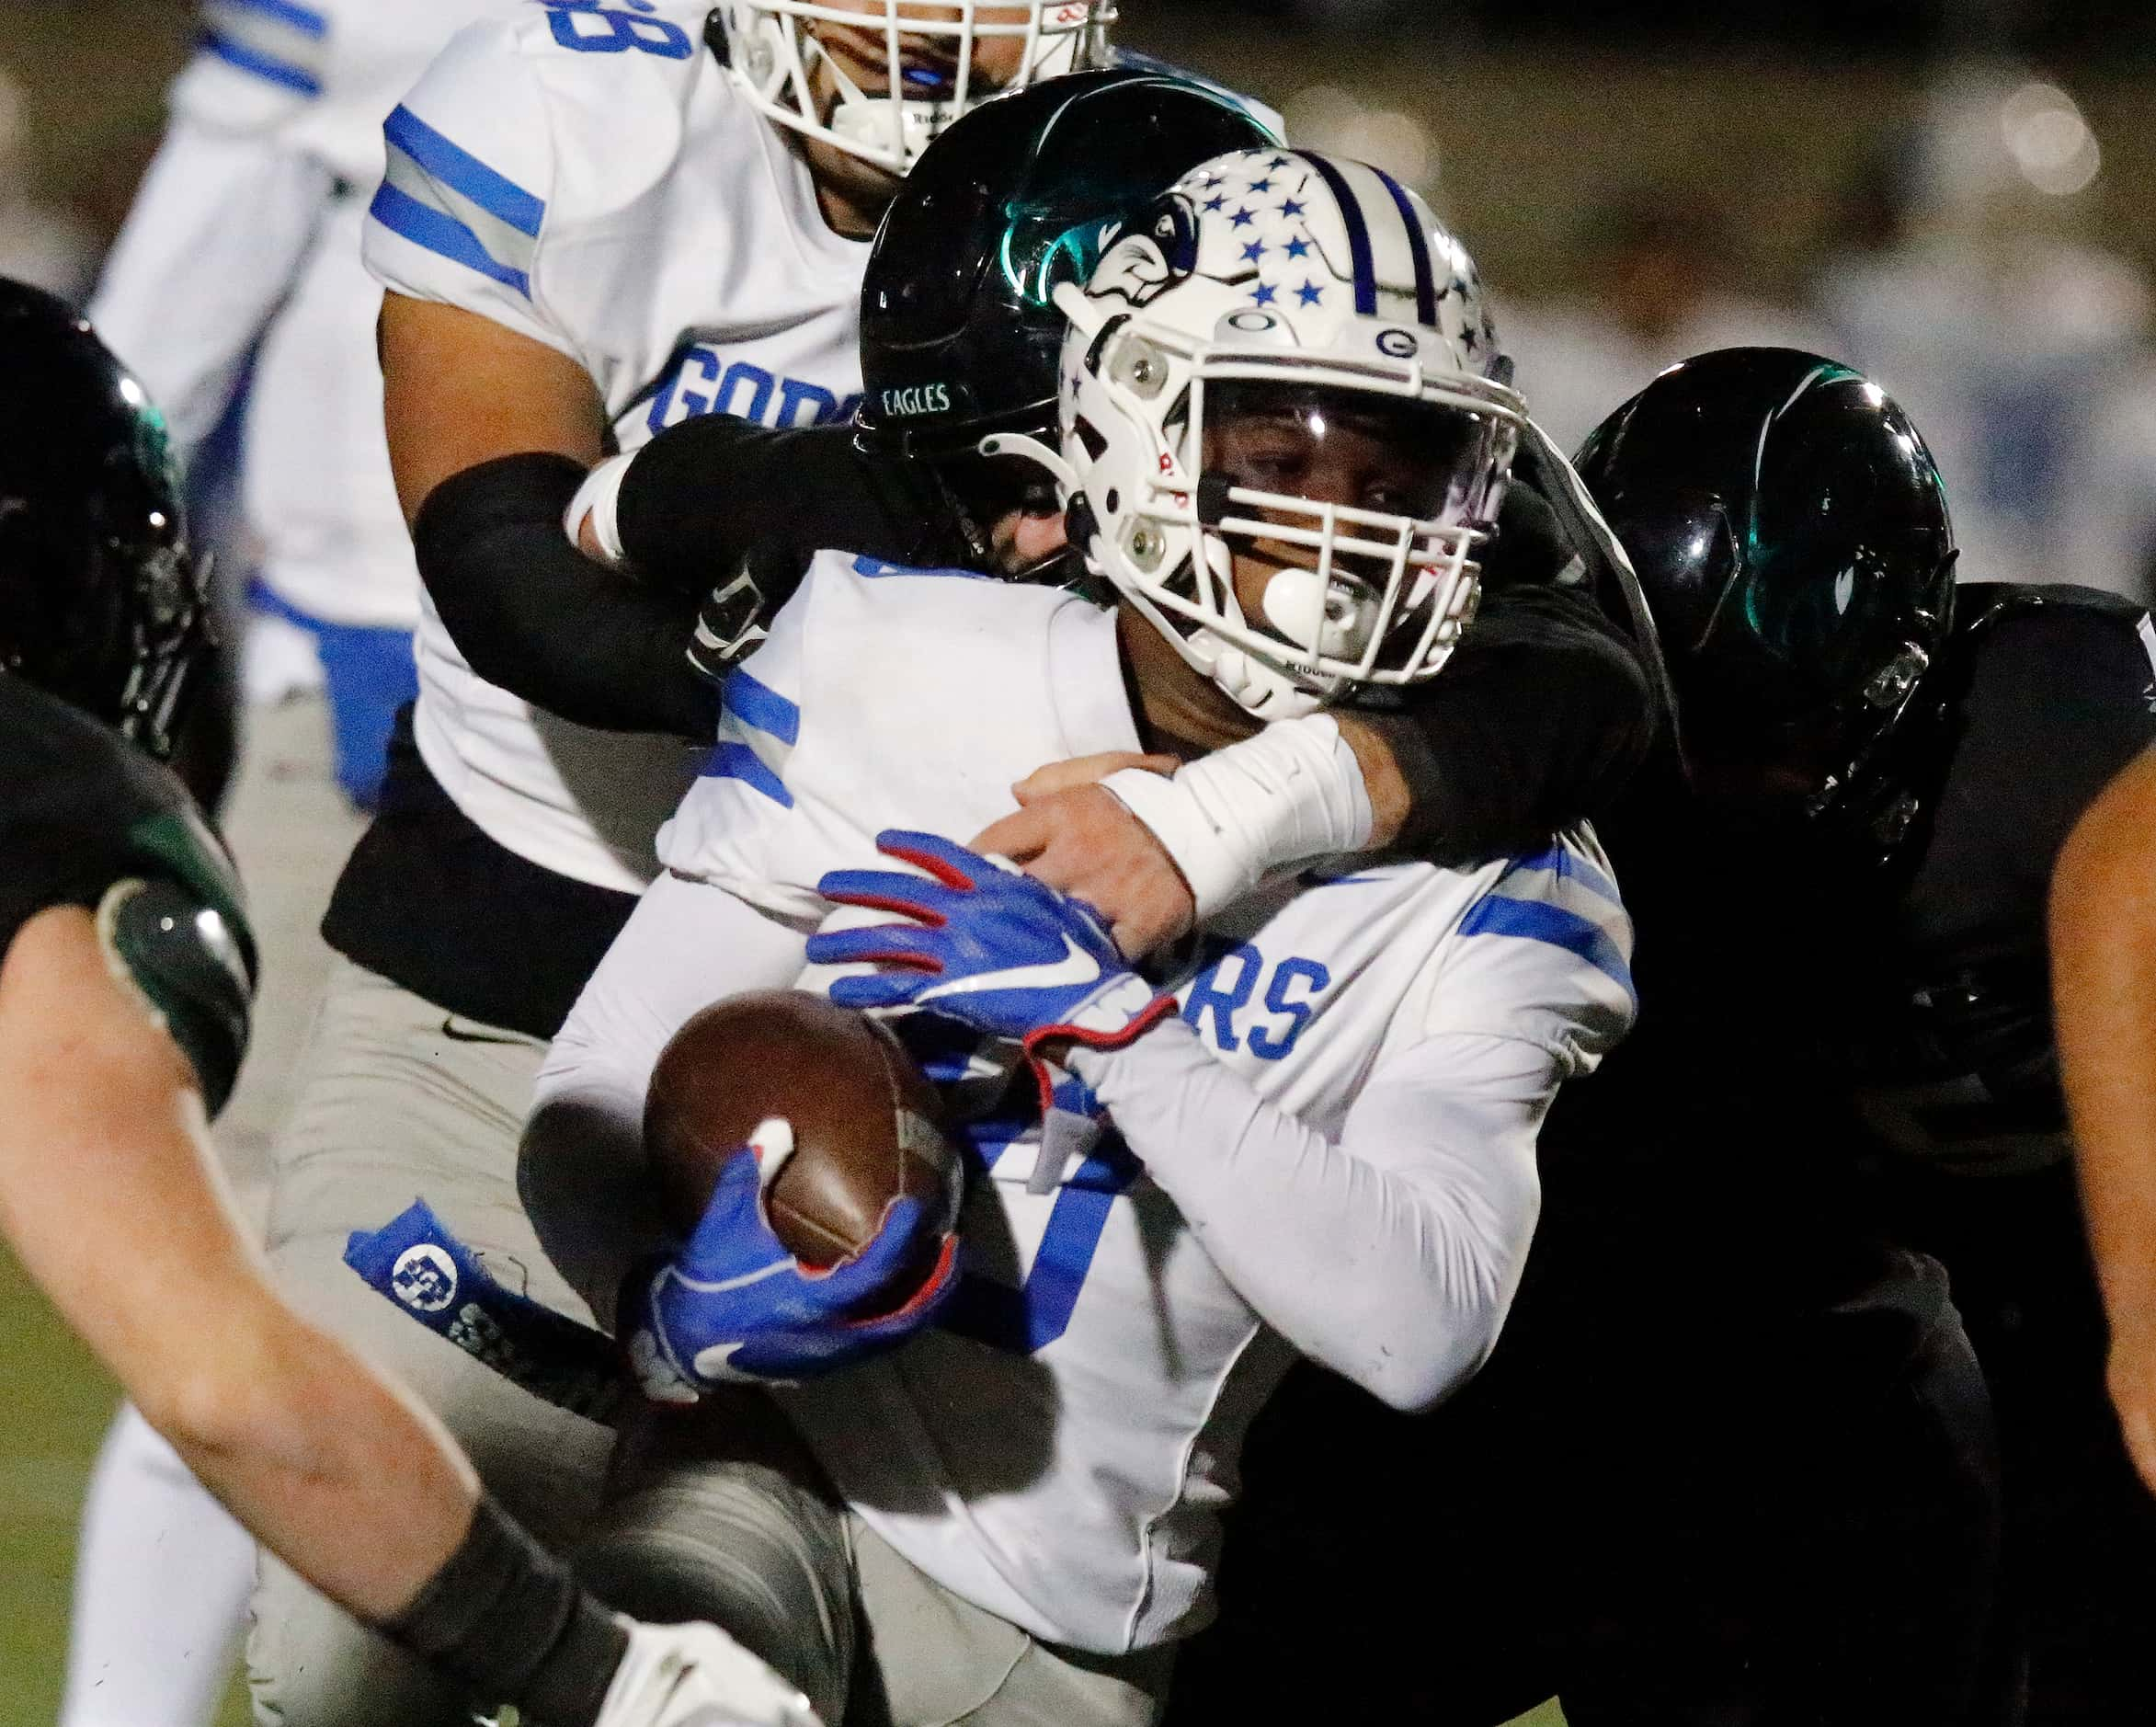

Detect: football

[643,989,962,1269]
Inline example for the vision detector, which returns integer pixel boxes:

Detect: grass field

[0,1245,254,1727]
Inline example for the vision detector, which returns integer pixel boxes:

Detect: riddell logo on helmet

[882,383,952,417]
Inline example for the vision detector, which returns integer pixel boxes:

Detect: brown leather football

[643,989,961,1268]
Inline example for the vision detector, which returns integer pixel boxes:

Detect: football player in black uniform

[0,280,816,1727]
[1567,347,2156,1726]
[1174,348,2156,1726]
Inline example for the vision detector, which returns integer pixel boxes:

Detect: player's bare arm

[381,292,608,523]
[2053,741,2156,1495]
[0,904,480,1618]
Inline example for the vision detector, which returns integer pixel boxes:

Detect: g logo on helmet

[1088,193,1200,309]
[391,1244,459,1314]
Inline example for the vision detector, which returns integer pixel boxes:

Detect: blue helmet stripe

[1300,154,1377,317]
[1370,165,1437,327]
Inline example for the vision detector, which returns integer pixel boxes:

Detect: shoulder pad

[97,875,254,1116]
[0,678,257,1110]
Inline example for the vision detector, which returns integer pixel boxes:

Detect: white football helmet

[713,0,1114,175]
[1049,148,1525,719]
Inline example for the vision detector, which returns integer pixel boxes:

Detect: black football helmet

[1575,347,1956,846]
[855,66,1278,563]
[0,280,211,759]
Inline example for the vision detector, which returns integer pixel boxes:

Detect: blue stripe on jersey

[199,29,322,94]
[219,0,326,36]
[367,182,531,296]
[382,106,545,238]
[1301,154,1378,317]
[1505,841,1623,914]
[1369,164,1437,327]
[1459,895,1635,1001]
[700,740,793,806]
[720,667,799,746]
[850,555,992,582]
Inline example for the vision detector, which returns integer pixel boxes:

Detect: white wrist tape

[1101,714,1375,921]
[563,452,635,568]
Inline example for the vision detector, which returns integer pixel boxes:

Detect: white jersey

[91,0,508,629]
[362,5,867,890]
[598,552,1636,1650]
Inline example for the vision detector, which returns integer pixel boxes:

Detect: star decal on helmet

[1229,207,1256,228]
[1241,240,1267,262]
[1283,236,1312,259]
[1296,280,1324,306]
[1251,282,1278,306]
[1279,198,1307,220]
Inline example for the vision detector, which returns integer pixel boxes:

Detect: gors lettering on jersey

[646,344,862,435]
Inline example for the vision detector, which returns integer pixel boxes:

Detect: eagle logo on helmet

[1088,193,1201,308]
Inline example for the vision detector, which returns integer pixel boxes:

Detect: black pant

[1169,1233,2013,1727]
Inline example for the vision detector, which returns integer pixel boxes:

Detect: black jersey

[1846,583,2156,1172]
[0,675,257,1114]
[1543,582,2156,1294]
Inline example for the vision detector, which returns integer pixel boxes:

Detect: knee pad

[576,1402,855,1724]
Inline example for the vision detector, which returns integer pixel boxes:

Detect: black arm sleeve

[614,416,968,589]
[1351,484,1655,864]
[413,453,719,738]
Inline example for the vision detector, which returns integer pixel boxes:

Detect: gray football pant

[245,960,1169,1725]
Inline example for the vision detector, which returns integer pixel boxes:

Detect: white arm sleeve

[520,870,811,1324]
[88,112,334,461]
[1101,714,1373,921]
[1068,1018,1552,1412]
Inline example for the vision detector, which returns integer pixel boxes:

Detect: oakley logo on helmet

[881,383,953,417]
[1376,328,1420,359]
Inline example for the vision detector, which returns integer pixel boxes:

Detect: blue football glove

[621,1122,958,1401]
[808,831,1175,1114]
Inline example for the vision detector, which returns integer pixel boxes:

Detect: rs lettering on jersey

[646,345,863,435]
[1180,940,1332,1060]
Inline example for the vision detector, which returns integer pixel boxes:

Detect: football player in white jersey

[65,6,515,1721]
[90,0,513,808]
[519,149,1634,1727]
[243,6,1148,1720]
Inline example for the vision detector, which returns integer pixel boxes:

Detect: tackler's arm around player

[972,488,1654,963]
[2054,741,2156,1497]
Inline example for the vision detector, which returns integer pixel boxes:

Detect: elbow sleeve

[414,453,718,738]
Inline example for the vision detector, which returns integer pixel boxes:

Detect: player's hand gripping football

[809,830,1178,1103]
[620,1119,958,1401]
[592,1618,823,1727]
